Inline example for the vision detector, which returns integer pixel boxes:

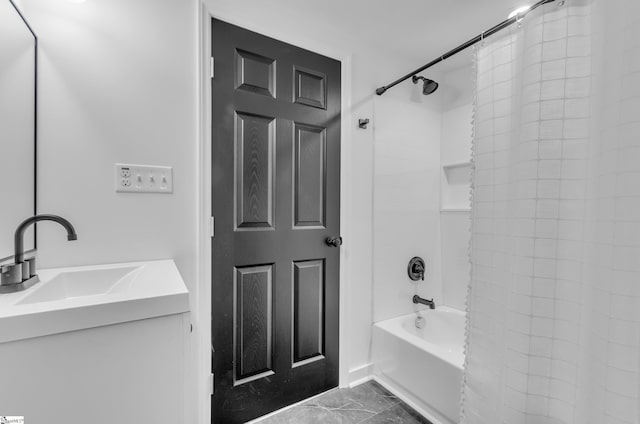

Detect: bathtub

[372,306,465,424]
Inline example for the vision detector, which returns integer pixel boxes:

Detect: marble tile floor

[252,380,432,424]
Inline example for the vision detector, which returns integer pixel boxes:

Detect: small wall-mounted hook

[358,118,370,129]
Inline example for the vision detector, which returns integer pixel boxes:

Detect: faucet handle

[1,263,23,286]
[408,257,426,281]
[0,262,40,293]
[26,257,37,278]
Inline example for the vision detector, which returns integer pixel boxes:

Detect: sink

[0,259,189,345]
[17,265,142,305]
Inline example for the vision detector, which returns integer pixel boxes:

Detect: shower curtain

[461,0,640,423]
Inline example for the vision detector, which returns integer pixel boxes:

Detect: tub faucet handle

[408,257,426,281]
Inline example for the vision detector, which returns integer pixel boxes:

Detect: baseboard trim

[347,363,373,387]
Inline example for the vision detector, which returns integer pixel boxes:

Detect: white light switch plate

[115,163,173,193]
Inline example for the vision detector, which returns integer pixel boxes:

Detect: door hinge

[209,216,215,237]
[210,57,215,79]
[209,373,215,395]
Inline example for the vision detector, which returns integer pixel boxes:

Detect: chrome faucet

[413,295,435,309]
[0,214,77,293]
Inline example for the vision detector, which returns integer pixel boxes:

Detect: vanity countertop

[0,259,189,344]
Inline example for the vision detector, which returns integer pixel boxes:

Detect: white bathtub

[372,306,465,424]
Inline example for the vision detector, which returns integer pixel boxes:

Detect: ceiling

[255,0,530,70]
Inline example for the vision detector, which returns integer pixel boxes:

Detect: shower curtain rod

[375,0,558,95]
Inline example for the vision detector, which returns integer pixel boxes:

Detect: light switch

[115,164,173,193]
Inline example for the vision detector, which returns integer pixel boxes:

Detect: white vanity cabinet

[0,260,190,423]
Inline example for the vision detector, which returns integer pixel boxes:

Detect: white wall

[24,0,198,288]
[21,0,199,422]
[372,82,444,322]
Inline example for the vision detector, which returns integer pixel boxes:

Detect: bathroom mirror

[0,0,37,262]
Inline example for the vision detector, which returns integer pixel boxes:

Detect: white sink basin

[17,266,142,305]
[0,259,189,344]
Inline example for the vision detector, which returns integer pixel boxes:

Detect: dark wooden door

[211,19,341,424]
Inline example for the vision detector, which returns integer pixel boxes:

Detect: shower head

[412,75,439,95]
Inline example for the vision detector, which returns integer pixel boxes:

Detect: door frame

[196,5,353,424]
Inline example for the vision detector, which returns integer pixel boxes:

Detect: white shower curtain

[462,0,640,423]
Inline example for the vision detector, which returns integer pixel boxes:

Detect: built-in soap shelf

[441,161,472,212]
[443,161,472,179]
[441,208,471,212]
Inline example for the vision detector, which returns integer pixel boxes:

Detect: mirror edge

[1,0,38,264]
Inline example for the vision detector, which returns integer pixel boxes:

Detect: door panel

[294,123,326,227]
[292,259,324,364]
[234,112,275,230]
[234,264,274,384]
[234,49,276,97]
[293,66,327,109]
[212,19,341,424]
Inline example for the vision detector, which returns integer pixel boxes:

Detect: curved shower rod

[375,0,559,96]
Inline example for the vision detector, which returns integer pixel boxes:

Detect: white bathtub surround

[373,306,465,424]
[440,212,471,311]
[439,75,473,311]
[462,0,640,422]
[373,88,444,322]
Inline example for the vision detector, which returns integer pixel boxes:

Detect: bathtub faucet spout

[413,295,435,309]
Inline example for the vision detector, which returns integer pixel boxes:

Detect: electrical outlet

[120,167,131,178]
[115,164,173,193]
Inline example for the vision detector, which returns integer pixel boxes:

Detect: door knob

[325,236,343,247]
